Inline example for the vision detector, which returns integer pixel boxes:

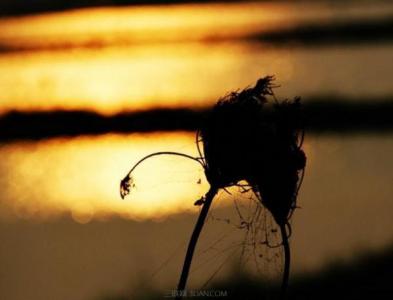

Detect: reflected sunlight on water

[1,43,393,115]
[1,2,393,115]
[0,132,210,223]
[0,132,392,265]
[1,2,393,299]
[0,3,289,48]
[1,1,392,50]
[1,103,393,300]
[0,130,317,225]
[0,42,296,114]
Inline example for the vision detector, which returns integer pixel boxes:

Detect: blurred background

[1,0,393,299]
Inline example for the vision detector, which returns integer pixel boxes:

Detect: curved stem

[176,187,218,299]
[125,151,204,178]
[280,223,290,300]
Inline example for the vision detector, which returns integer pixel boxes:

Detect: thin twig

[125,151,204,178]
[120,151,204,199]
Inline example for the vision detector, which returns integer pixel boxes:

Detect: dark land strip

[1,99,393,141]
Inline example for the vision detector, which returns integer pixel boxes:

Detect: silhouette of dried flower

[201,75,306,226]
[119,76,306,298]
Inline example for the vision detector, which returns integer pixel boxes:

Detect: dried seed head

[200,76,306,225]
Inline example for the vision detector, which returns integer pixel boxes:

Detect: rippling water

[0,132,211,222]
[1,133,392,241]
[0,133,392,299]
[1,2,393,115]
[2,1,392,49]
[2,43,393,115]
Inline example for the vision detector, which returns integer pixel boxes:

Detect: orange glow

[3,3,392,115]
[0,2,299,115]
[0,3,289,49]
[2,1,392,50]
[0,132,210,222]
[0,131,316,224]
[0,42,295,115]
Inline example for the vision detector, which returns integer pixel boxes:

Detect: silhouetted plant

[120,76,306,299]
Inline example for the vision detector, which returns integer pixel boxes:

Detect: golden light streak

[0,3,289,49]
[0,43,295,115]
[0,2,296,115]
[1,1,392,50]
[0,131,314,224]
[1,2,393,115]
[0,132,210,223]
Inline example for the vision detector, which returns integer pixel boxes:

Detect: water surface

[1,2,393,115]
[0,133,392,300]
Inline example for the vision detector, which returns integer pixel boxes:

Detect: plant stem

[176,186,218,299]
[280,223,290,299]
[121,151,205,199]
[126,151,204,178]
